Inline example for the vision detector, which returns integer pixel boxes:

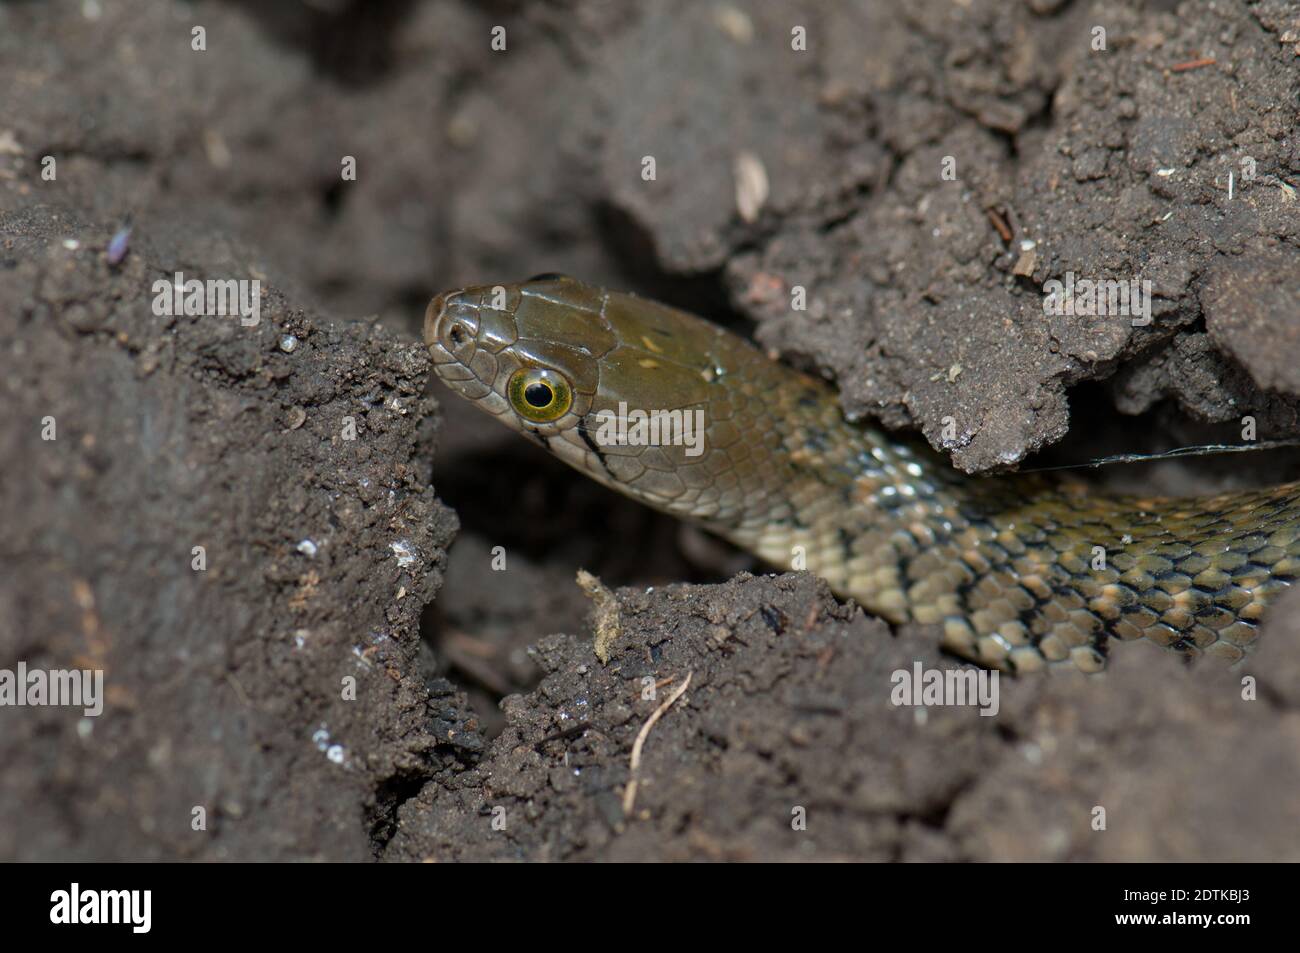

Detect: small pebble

[390,540,416,567]
[106,225,131,265]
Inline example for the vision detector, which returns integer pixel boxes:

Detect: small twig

[442,630,514,695]
[577,569,621,663]
[815,644,837,676]
[1170,57,1216,72]
[1017,438,1300,474]
[225,673,252,709]
[622,672,693,816]
[537,721,593,746]
[986,207,1013,243]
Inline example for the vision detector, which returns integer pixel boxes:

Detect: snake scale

[426,275,1300,673]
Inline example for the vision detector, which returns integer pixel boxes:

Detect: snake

[425,274,1300,673]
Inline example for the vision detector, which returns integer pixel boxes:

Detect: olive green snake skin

[426,275,1300,673]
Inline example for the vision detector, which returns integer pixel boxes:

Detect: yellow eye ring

[507,367,573,423]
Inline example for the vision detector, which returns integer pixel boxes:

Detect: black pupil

[524,382,553,408]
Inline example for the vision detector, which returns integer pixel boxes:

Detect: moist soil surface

[2,0,1299,860]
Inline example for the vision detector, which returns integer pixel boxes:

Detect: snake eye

[507,367,573,422]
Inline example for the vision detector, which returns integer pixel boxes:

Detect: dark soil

[2,0,1298,861]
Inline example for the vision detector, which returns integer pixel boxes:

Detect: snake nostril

[449,322,467,346]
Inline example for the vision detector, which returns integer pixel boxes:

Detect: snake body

[426,275,1300,673]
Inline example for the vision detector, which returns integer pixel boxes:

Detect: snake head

[425,274,749,514]
[425,275,611,438]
